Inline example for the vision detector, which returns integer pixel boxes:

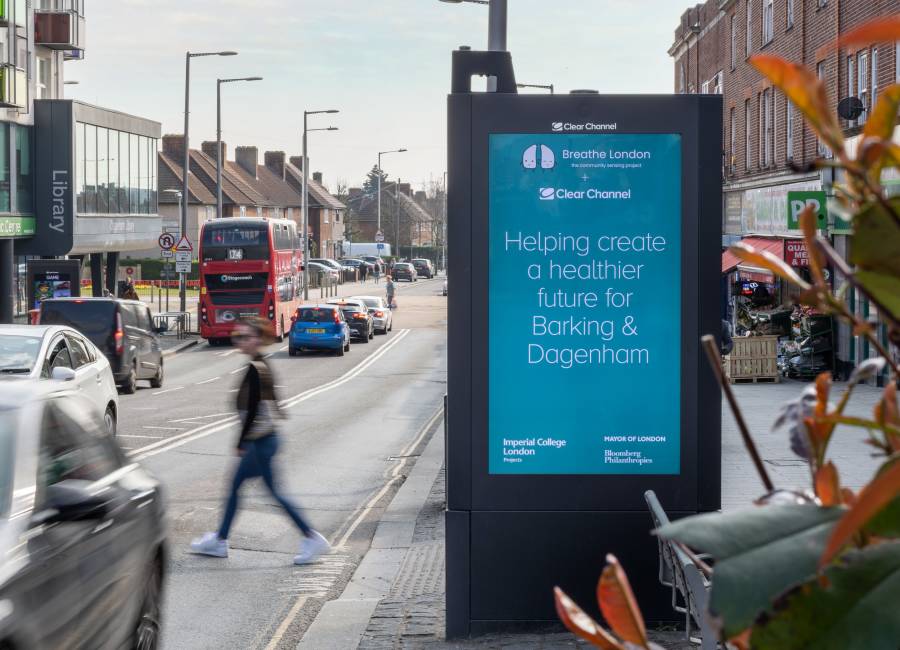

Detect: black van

[39,298,165,394]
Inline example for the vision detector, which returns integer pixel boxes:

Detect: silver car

[349,296,393,334]
[0,325,119,435]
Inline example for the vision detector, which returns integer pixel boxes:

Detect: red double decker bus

[198,218,302,343]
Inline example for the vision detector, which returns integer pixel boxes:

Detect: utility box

[445,49,722,637]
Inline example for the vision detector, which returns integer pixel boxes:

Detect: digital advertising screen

[488,133,682,475]
[33,271,74,308]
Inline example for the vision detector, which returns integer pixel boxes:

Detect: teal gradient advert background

[488,133,682,475]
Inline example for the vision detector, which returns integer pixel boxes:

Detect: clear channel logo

[522,144,555,170]
[550,121,618,132]
[539,187,555,200]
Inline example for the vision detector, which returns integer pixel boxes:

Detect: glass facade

[14,125,31,214]
[74,121,158,215]
[0,125,8,213]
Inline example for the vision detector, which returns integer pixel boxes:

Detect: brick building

[347,182,435,256]
[670,0,899,378]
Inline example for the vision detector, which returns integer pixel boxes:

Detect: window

[745,99,752,170]
[745,0,752,56]
[817,61,830,157]
[42,337,72,378]
[85,124,97,213]
[818,0,827,7]
[858,50,868,124]
[762,0,773,45]
[119,132,129,213]
[15,126,32,214]
[36,57,50,100]
[97,128,108,213]
[108,130,119,213]
[786,99,794,161]
[847,55,856,127]
[772,91,778,165]
[712,71,723,95]
[731,14,737,70]
[872,48,879,106]
[730,107,736,170]
[787,0,794,28]
[758,93,764,167]
[129,133,139,214]
[701,80,710,94]
[75,122,84,213]
[679,62,686,94]
[64,334,91,369]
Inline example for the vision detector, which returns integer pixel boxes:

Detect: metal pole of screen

[486,0,507,91]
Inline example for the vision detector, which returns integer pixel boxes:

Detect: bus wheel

[279,316,286,342]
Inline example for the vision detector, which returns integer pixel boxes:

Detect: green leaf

[751,542,900,650]
[867,496,900,537]
[849,199,900,277]
[657,505,843,638]
[855,271,900,323]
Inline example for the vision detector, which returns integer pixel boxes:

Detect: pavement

[291,373,887,649]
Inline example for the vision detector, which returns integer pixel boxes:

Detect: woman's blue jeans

[218,434,312,539]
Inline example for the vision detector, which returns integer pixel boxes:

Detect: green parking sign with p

[787,190,827,230]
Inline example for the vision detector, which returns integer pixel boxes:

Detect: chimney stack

[235,146,259,179]
[201,140,227,164]
[398,182,412,197]
[312,171,323,184]
[163,134,186,162]
[265,151,286,180]
[414,190,427,204]
[290,155,306,172]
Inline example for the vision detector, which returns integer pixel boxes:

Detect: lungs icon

[540,145,555,169]
[522,145,537,169]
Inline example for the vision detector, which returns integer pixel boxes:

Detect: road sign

[161,249,174,259]
[158,232,176,250]
[175,251,191,263]
[125,267,134,276]
[375,230,385,242]
[175,260,191,274]
[175,235,193,252]
[377,243,385,250]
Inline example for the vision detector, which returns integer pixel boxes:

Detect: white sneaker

[294,530,330,565]
[190,532,228,558]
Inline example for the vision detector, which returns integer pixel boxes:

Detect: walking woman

[385,275,396,309]
[190,317,329,564]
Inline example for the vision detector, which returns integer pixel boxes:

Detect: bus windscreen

[202,225,269,260]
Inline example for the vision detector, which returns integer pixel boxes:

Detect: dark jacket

[235,356,281,447]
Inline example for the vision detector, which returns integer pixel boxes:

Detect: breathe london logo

[522,144,556,170]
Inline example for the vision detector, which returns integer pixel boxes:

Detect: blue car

[289,304,351,356]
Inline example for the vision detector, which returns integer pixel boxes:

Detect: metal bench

[644,490,719,650]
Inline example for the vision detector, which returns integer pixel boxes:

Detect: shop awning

[722,236,784,273]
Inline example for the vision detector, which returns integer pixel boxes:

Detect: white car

[349,296,394,334]
[0,325,120,435]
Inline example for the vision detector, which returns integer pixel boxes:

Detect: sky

[68,0,690,193]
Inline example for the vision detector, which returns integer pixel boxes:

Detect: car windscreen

[39,302,116,349]
[395,264,412,270]
[0,335,42,374]
[296,308,335,323]
[202,224,270,261]
[357,298,380,308]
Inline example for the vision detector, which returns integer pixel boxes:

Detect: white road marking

[127,329,412,460]
[119,434,165,439]
[170,413,230,423]
[152,386,184,396]
[142,425,181,430]
[333,404,442,550]
[196,376,221,385]
[229,367,244,375]
[216,349,239,357]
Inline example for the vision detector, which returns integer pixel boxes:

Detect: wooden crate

[730,335,779,360]
[726,335,779,381]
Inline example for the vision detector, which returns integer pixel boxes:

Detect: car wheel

[361,331,370,343]
[344,339,351,352]
[369,327,374,340]
[150,360,164,388]
[133,557,163,650]
[104,406,117,436]
[336,342,345,356]
[289,345,297,357]
[277,316,286,342]
[121,363,137,394]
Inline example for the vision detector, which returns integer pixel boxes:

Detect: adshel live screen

[488,133,682,475]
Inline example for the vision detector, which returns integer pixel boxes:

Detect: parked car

[306,262,340,283]
[360,256,384,273]
[443,279,448,296]
[310,258,343,272]
[38,298,165,395]
[0,325,119,435]
[349,296,393,334]
[0,382,167,650]
[411,258,435,279]
[327,299,375,342]
[392,262,418,282]
[289,304,351,356]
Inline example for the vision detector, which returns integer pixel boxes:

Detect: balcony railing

[35,0,86,52]
[0,64,27,108]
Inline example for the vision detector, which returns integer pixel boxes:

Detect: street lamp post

[182,49,237,312]
[517,82,554,94]
[376,148,407,241]
[217,76,263,219]
[302,110,340,299]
